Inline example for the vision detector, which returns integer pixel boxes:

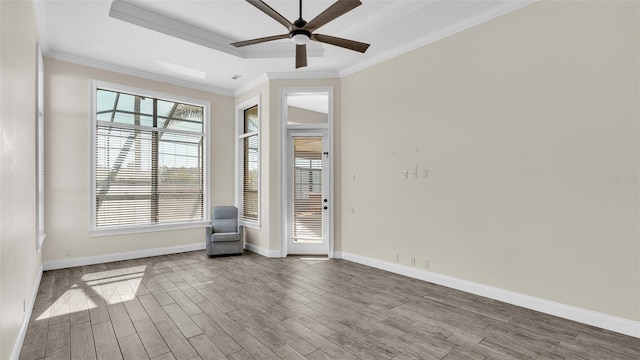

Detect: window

[92,82,209,233]
[237,98,260,226]
[36,43,45,251]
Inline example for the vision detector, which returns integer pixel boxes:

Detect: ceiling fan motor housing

[290,28,311,45]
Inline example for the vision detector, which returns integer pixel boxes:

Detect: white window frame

[89,80,211,236]
[36,43,46,252]
[235,95,261,229]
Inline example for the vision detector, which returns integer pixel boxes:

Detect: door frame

[280,87,334,258]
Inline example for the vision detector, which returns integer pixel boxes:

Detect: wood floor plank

[154,319,199,360]
[167,289,204,316]
[163,303,203,339]
[44,321,70,360]
[151,352,176,360]
[196,301,243,335]
[139,294,172,323]
[118,333,150,360]
[123,297,150,322]
[272,345,306,360]
[92,321,123,360]
[231,331,279,360]
[19,320,48,360]
[88,295,110,325]
[190,313,243,355]
[133,318,171,358]
[108,302,137,338]
[226,349,254,360]
[226,310,286,351]
[187,333,227,360]
[70,321,96,360]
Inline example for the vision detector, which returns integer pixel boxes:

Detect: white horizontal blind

[241,105,259,222]
[95,89,204,229]
[292,137,323,242]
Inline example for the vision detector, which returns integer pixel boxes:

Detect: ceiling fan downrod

[294,0,307,28]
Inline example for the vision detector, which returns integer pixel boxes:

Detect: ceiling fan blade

[231,34,289,47]
[246,0,293,30]
[311,34,370,53]
[296,44,307,69]
[304,0,362,32]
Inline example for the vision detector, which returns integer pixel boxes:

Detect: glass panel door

[288,131,329,255]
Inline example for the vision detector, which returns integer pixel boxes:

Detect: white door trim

[280,87,334,258]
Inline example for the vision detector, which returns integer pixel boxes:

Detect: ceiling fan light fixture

[290,29,311,45]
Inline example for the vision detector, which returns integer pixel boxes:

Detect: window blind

[240,105,259,222]
[95,89,204,229]
[292,137,323,242]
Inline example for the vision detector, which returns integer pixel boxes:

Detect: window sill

[90,221,209,237]
[241,221,261,230]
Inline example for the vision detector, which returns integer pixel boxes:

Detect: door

[287,130,330,255]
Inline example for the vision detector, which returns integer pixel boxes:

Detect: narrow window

[238,102,259,226]
[36,44,45,251]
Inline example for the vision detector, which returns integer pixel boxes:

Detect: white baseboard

[43,243,206,271]
[244,242,281,258]
[336,251,640,339]
[11,264,44,360]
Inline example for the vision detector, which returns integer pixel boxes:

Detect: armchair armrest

[206,226,213,238]
[238,225,244,248]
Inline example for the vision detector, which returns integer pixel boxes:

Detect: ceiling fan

[231,0,370,69]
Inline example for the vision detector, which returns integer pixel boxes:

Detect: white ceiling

[35,0,534,96]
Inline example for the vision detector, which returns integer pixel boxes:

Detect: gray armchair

[206,206,244,256]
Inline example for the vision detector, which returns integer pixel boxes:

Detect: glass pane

[158,102,203,132]
[97,89,117,112]
[286,92,329,125]
[95,126,154,227]
[292,137,323,242]
[244,105,258,133]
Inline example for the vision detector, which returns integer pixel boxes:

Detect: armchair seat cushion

[211,232,241,243]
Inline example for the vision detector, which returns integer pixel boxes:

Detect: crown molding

[46,51,234,97]
[339,0,537,78]
[233,74,270,97]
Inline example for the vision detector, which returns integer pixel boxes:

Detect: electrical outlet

[410,257,416,266]
[66,249,72,257]
[424,259,429,268]
[403,170,408,179]
[413,168,418,178]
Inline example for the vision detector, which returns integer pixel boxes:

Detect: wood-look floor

[19,251,640,360]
